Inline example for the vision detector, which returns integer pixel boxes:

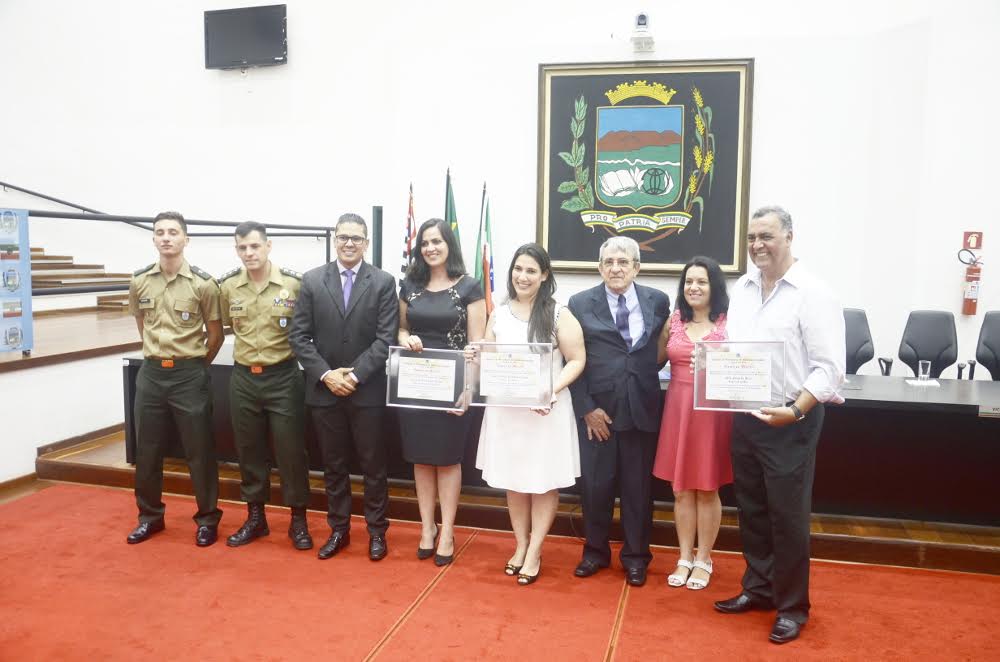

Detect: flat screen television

[204,4,287,70]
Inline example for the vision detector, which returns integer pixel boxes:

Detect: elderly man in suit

[289,212,399,561]
[568,236,670,586]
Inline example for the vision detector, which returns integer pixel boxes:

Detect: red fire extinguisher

[958,249,983,316]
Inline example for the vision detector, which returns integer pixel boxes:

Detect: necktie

[342,269,354,308]
[616,294,632,347]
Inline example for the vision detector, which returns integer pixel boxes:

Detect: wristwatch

[789,404,806,421]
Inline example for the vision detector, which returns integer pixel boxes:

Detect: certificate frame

[467,341,554,409]
[386,346,468,412]
[693,340,786,412]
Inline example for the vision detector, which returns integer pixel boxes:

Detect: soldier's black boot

[288,506,313,550]
[226,502,269,547]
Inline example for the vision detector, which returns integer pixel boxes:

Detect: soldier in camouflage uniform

[126,211,224,547]
[219,221,313,550]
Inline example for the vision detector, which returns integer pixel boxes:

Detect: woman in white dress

[475,243,586,585]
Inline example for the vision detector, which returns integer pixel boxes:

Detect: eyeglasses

[335,235,367,245]
[601,258,634,269]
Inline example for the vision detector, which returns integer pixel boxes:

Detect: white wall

[1,0,999,473]
[0,354,128,482]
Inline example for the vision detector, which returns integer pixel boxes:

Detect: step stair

[27,247,131,315]
[96,294,129,311]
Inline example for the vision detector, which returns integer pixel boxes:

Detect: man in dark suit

[568,236,670,587]
[289,212,399,561]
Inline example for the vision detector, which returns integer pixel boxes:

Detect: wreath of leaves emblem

[556,96,594,214]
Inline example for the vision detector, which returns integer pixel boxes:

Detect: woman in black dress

[398,218,486,564]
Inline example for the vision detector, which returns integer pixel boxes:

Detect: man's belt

[234,358,297,375]
[144,357,204,369]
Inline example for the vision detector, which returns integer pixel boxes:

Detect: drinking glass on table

[917,360,931,381]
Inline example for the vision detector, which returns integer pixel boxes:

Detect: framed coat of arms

[536,59,753,275]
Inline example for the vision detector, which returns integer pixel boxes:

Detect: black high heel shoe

[434,536,455,566]
[504,549,527,575]
[417,524,439,560]
[517,558,542,586]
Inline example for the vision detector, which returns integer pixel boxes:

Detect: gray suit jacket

[289,260,399,407]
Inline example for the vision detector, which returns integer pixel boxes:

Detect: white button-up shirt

[605,283,644,348]
[727,261,846,404]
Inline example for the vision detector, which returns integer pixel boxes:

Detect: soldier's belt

[234,358,298,374]
[143,357,205,369]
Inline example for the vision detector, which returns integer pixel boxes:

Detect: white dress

[475,303,581,493]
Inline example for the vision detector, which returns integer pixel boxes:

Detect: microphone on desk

[968,360,977,380]
[958,362,967,379]
[878,357,893,376]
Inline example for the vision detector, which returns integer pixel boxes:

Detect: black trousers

[731,405,825,624]
[311,401,388,536]
[133,360,221,527]
[229,361,310,508]
[578,427,656,570]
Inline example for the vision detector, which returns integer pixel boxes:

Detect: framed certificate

[386,346,468,412]
[693,340,786,412]
[468,342,554,408]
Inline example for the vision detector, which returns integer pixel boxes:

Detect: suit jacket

[289,260,399,407]
[568,282,670,433]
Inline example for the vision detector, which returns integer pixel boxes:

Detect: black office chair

[975,311,1000,380]
[844,308,875,375]
[897,310,958,378]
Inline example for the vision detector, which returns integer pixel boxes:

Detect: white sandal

[667,559,694,587]
[686,560,713,590]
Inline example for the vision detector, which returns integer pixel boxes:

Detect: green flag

[474,183,495,314]
[444,169,461,244]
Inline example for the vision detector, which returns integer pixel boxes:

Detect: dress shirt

[726,261,845,404]
[605,283,644,348]
[337,259,360,290]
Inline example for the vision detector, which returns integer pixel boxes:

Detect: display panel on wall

[537,60,753,275]
[0,208,32,354]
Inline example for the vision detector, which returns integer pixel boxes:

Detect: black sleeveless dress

[398,276,484,465]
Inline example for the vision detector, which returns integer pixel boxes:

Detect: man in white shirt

[714,206,845,645]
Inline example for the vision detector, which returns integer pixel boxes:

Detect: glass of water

[917,360,931,381]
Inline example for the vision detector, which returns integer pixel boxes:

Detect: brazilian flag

[444,169,460,244]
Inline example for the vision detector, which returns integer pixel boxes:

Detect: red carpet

[1,484,998,661]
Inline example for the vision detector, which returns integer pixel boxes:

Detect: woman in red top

[653,256,733,590]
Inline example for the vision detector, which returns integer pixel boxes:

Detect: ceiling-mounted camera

[631,13,655,53]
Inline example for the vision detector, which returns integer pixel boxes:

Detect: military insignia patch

[181,311,190,321]
[279,318,288,328]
